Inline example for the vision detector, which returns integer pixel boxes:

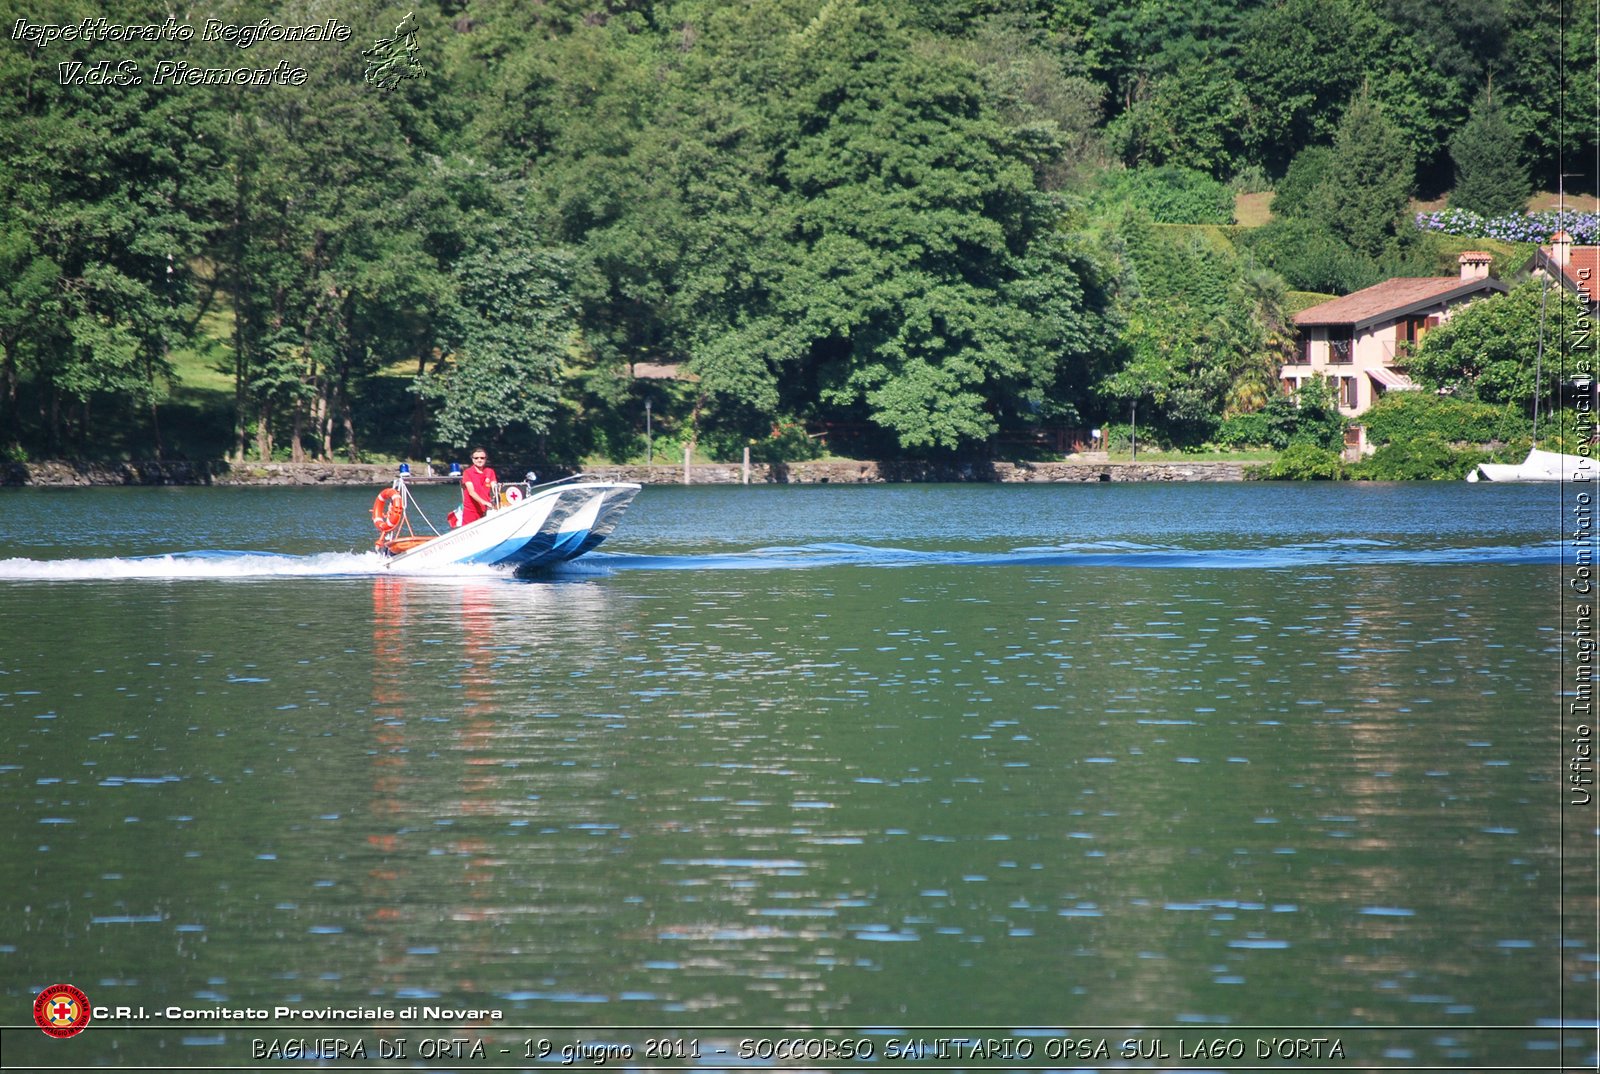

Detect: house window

[1398,315,1438,356]
[1340,377,1359,409]
[1296,333,1312,364]
[1328,329,1354,364]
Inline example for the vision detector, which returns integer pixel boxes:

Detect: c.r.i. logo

[33,983,91,1038]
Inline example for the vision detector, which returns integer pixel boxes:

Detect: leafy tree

[1270,146,1334,219]
[488,16,671,366]
[1236,0,1456,182]
[1097,212,1285,444]
[680,1,1116,453]
[1450,90,1531,216]
[1239,218,1378,294]
[1214,410,1271,447]
[421,230,579,454]
[958,13,1108,189]
[0,0,225,455]
[1405,280,1584,410]
[1360,389,1528,446]
[1055,0,1262,122]
[0,227,61,452]
[1499,0,1600,190]
[1361,40,1458,194]
[215,8,455,463]
[1219,381,1345,451]
[1384,0,1507,107]
[1261,376,1345,450]
[1110,60,1249,178]
[1236,0,1386,174]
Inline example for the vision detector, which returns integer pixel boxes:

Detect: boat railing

[391,470,613,536]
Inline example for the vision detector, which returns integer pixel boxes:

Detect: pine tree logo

[362,12,426,92]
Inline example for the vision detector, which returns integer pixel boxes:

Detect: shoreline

[3,457,1252,487]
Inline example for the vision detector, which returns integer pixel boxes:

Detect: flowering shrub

[1414,207,1600,244]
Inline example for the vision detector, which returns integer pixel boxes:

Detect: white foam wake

[0,550,386,580]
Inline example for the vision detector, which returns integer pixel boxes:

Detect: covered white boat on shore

[1466,448,1596,483]
[370,474,640,573]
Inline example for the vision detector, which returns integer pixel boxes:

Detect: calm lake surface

[1,481,1592,1069]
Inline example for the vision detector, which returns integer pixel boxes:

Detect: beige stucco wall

[1280,322,1396,414]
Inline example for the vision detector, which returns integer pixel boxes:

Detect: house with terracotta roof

[1282,253,1508,452]
[1530,230,1599,310]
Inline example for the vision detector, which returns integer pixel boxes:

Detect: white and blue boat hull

[382,481,640,574]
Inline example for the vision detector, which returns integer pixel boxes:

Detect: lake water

[1,481,1593,1070]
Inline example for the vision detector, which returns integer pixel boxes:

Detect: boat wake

[0,549,492,581]
[586,539,1564,572]
[0,539,1562,581]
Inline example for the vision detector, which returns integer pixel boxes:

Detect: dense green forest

[1,0,1594,467]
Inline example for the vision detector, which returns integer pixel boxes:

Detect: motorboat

[370,473,640,573]
[1466,448,1596,483]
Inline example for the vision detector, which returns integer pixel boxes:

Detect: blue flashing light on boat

[398,463,410,475]
[449,462,462,476]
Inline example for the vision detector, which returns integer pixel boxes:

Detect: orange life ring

[371,488,405,532]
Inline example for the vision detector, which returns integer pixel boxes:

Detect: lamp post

[645,398,653,467]
[1130,398,1138,462]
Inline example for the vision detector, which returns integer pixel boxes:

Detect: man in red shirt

[460,448,497,525]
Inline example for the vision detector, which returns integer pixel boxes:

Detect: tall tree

[1111,59,1249,178]
[1098,210,1288,443]
[957,12,1108,188]
[1312,94,1416,260]
[1236,0,1385,174]
[421,226,579,454]
[1499,0,1600,190]
[1450,89,1532,215]
[1270,146,1335,219]
[216,5,453,463]
[1382,0,1505,188]
[1052,0,1262,120]
[689,0,1115,452]
[0,0,225,455]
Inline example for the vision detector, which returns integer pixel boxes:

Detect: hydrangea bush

[1414,208,1600,244]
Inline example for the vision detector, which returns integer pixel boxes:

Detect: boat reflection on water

[363,574,628,1006]
[360,573,836,1021]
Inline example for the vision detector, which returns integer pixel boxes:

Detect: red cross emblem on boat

[33,984,90,1038]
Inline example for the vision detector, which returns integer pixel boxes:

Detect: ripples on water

[0,482,1588,1068]
[0,539,1564,580]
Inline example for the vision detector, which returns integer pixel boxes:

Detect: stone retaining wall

[587,460,1250,483]
[1,460,397,487]
[212,462,397,485]
[6,458,1250,487]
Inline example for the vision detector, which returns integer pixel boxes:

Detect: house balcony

[1381,339,1418,363]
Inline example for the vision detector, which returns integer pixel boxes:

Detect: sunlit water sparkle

[0,481,1590,1068]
